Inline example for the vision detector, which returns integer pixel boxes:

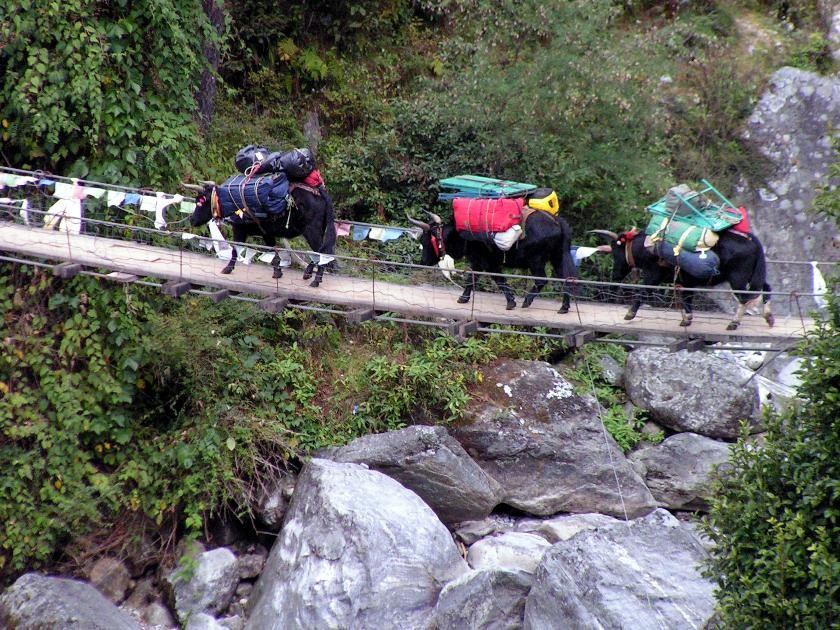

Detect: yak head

[589,228,640,280]
[406,210,450,266]
[189,184,216,227]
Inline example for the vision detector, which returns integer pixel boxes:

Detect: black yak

[591,227,774,330]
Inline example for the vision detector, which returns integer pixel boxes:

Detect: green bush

[703,285,839,626]
[0,0,213,186]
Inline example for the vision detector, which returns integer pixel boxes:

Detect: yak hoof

[522,297,534,308]
[558,304,570,315]
[272,267,283,279]
[309,278,321,288]
[680,319,693,327]
[624,313,636,321]
[302,271,313,280]
[457,295,470,304]
[766,313,775,328]
[505,301,516,311]
[221,266,234,275]
[726,321,739,331]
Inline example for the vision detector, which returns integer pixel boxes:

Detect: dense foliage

[0,263,557,583]
[703,287,839,625]
[0,0,214,186]
[704,180,839,624]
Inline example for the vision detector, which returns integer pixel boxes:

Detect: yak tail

[320,186,338,254]
[749,233,772,302]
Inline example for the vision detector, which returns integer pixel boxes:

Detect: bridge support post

[259,296,289,313]
[53,262,82,279]
[448,320,479,342]
[346,308,376,324]
[564,329,595,348]
[668,338,706,353]
[209,289,230,303]
[161,280,192,298]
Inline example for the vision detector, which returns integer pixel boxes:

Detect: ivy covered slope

[0,262,558,584]
[0,0,213,186]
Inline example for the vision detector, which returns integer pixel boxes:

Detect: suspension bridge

[0,167,830,350]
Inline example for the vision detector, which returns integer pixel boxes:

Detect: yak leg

[457,272,477,304]
[490,273,517,310]
[221,245,237,275]
[303,261,316,280]
[679,288,695,327]
[522,275,548,309]
[310,264,325,288]
[271,252,283,279]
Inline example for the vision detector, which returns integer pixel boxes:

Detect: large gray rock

[452,360,656,518]
[167,547,239,623]
[467,531,551,576]
[630,432,732,511]
[523,509,716,629]
[0,573,141,630]
[246,458,469,630]
[434,569,532,630]
[818,0,840,59]
[328,424,502,524]
[739,67,840,315]
[624,347,760,438]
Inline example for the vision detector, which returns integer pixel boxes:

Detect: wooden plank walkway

[0,222,814,345]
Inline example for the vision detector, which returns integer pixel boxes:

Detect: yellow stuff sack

[526,188,560,216]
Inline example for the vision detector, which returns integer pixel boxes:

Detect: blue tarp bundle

[217,173,289,220]
[653,241,720,279]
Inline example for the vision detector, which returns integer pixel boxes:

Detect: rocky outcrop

[624,347,760,438]
[818,0,840,60]
[452,360,657,518]
[739,67,840,315]
[433,569,532,630]
[0,573,142,630]
[245,458,469,629]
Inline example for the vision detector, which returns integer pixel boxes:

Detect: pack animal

[408,208,577,313]
[189,180,337,287]
[591,227,774,330]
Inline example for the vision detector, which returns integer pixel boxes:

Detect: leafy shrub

[703,285,839,626]
[0,0,213,186]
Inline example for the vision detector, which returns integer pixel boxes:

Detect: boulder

[467,531,551,576]
[624,347,760,438]
[630,432,732,511]
[87,556,131,604]
[434,569,532,630]
[0,572,141,629]
[523,509,716,629]
[452,360,656,518]
[245,458,469,629]
[166,547,239,623]
[328,424,502,524]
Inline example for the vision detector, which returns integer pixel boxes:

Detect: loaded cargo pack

[216,173,289,220]
[453,197,524,234]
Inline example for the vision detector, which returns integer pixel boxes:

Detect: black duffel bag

[235,144,271,173]
[278,147,316,180]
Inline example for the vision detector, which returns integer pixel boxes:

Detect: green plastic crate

[438,175,538,200]
[646,179,742,232]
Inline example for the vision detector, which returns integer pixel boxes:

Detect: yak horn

[181,182,204,192]
[423,210,443,224]
[588,229,619,241]
[405,212,430,231]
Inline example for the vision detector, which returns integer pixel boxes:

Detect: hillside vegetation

[0,1,837,624]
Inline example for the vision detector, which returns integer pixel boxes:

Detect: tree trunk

[198,0,225,132]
